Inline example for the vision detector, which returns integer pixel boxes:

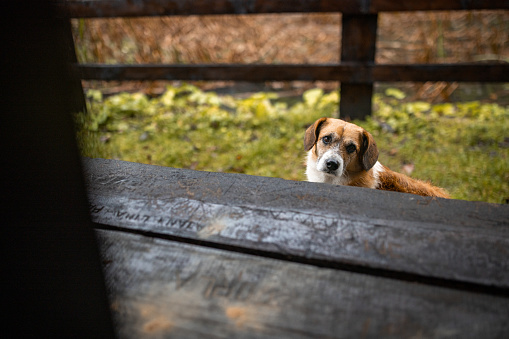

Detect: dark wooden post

[0,1,114,336]
[65,20,88,114]
[340,14,378,120]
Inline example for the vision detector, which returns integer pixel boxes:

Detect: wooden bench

[84,157,509,337]
[3,1,508,337]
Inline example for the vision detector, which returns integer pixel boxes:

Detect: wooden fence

[6,2,508,336]
[62,0,509,119]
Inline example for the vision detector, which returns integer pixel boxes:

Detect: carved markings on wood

[84,158,509,291]
[89,193,509,289]
[97,229,509,339]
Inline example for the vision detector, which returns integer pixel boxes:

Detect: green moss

[75,85,509,204]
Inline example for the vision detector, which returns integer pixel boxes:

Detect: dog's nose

[326,159,339,172]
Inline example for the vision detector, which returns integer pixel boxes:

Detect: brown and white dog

[304,117,449,198]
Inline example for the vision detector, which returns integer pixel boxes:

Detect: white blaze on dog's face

[304,118,379,185]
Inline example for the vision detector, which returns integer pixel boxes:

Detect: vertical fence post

[340,14,378,120]
[65,20,87,114]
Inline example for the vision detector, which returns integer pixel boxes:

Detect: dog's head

[304,118,379,178]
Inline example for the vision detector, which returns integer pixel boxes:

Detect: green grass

[75,85,509,204]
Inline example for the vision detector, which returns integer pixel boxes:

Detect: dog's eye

[346,144,356,153]
[322,135,332,145]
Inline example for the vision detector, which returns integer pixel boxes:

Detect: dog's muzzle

[325,159,339,173]
[317,150,343,176]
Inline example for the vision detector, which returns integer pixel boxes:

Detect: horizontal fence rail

[77,63,509,83]
[60,0,509,17]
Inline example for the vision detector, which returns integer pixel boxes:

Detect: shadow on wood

[0,1,113,337]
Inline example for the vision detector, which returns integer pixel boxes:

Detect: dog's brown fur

[304,118,449,198]
[377,164,449,197]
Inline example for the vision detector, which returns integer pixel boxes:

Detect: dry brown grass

[73,14,340,64]
[73,11,509,64]
[72,11,509,100]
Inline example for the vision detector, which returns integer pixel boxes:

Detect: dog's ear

[304,117,328,151]
[360,130,379,170]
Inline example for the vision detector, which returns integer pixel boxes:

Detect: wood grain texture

[61,0,509,18]
[96,229,509,338]
[83,158,509,291]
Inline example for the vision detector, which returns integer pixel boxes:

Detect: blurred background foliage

[72,11,509,203]
[76,86,509,203]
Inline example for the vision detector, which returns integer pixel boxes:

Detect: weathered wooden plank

[96,229,509,338]
[83,158,509,291]
[76,63,509,82]
[60,0,509,18]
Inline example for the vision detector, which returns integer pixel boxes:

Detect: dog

[304,117,449,198]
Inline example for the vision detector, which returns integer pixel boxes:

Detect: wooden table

[84,158,509,338]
